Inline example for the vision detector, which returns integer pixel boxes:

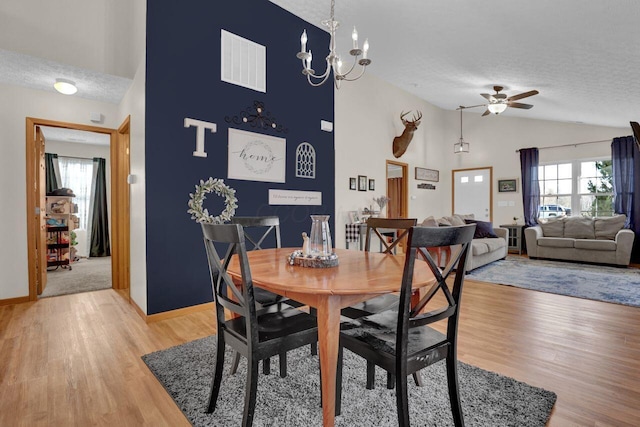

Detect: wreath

[187,178,238,224]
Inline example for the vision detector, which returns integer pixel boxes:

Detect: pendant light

[454,107,470,153]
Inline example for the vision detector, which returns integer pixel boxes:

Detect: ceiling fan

[481,85,539,115]
[463,85,540,116]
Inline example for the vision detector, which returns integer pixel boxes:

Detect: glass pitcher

[309,215,333,256]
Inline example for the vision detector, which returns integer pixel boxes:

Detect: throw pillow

[420,216,439,227]
[594,214,626,240]
[454,213,475,220]
[437,216,452,226]
[564,217,595,239]
[538,217,564,237]
[449,215,466,226]
[464,219,498,239]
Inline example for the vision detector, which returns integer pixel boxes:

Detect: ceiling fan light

[488,102,507,114]
[54,78,77,95]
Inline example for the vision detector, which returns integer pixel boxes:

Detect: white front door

[453,167,493,221]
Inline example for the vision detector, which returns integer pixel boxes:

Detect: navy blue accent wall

[145,0,335,314]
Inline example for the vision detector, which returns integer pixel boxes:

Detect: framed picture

[498,178,518,192]
[348,210,361,223]
[415,167,439,182]
[368,179,375,191]
[228,128,286,183]
[358,175,367,191]
[349,177,356,190]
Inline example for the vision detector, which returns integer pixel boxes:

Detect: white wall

[443,110,629,226]
[0,83,120,300]
[0,0,143,78]
[117,53,147,313]
[335,73,448,248]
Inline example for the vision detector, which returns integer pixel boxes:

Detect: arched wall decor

[296,142,316,179]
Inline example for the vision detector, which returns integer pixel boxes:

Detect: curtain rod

[515,139,611,153]
[57,155,93,161]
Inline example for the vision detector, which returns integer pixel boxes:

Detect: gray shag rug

[468,256,640,307]
[142,335,556,426]
[40,256,112,298]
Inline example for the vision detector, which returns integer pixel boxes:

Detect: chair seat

[254,287,287,305]
[226,306,318,343]
[342,310,446,356]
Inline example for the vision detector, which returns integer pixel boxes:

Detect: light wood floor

[1,281,639,426]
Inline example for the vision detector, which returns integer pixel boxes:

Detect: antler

[400,111,410,123]
[400,111,422,124]
[412,111,422,122]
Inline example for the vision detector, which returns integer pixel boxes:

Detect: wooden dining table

[227,247,437,427]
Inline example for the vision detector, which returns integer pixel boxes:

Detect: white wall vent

[221,29,266,93]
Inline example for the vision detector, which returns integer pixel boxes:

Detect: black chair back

[364,217,417,254]
[231,216,281,250]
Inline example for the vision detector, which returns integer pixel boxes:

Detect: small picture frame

[358,175,368,191]
[498,178,518,192]
[415,167,439,182]
[349,177,356,190]
[349,210,360,223]
[368,179,375,191]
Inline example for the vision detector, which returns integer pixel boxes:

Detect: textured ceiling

[3,2,639,129]
[271,0,640,129]
[0,49,131,105]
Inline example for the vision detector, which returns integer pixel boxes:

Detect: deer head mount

[392,110,422,158]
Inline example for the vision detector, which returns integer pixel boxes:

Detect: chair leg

[279,352,287,378]
[230,351,241,375]
[413,370,424,387]
[242,357,260,427]
[336,345,343,416]
[387,372,395,389]
[396,371,410,427]
[263,357,271,375]
[446,356,465,427]
[366,361,375,390]
[206,335,226,413]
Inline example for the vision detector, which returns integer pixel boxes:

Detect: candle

[362,39,369,59]
[300,30,307,53]
[352,27,358,50]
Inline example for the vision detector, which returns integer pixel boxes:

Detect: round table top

[227,248,436,296]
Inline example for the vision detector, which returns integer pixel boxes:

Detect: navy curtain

[90,157,111,257]
[45,153,60,194]
[611,136,634,227]
[520,148,540,227]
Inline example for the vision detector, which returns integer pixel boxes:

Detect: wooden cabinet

[500,224,525,255]
[46,196,78,270]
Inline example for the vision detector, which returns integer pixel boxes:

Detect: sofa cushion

[574,239,617,251]
[537,237,575,248]
[420,216,439,227]
[594,215,626,240]
[539,218,564,237]
[471,238,505,256]
[564,217,595,239]
[465,219,498,238]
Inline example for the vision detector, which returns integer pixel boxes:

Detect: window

[538,159,613,218]
[57,157,94,230]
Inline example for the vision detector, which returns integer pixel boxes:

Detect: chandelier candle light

[296,0,371,88]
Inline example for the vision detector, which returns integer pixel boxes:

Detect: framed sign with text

[415,167,439,182]
[228,128,286,183]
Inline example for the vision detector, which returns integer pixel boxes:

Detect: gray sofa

[422,214,508,272]
[524,215,634,266]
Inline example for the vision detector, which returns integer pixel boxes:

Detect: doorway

[386,160,408,218]
[26,117,130,301]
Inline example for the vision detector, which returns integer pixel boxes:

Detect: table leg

[316,295,341,427]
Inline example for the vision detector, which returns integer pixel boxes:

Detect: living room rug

[467,256,640,307]
[142,335,556,427]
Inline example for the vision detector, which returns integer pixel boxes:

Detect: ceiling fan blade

[481,93,496,102]
[507,90,539,101]
[481,109,491,117]
[508,101,534,109]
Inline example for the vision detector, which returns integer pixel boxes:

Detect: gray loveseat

[524,215,635,266]
[422,214,508,272]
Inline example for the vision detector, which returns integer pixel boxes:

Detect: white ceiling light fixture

[454,107,470,154]
[487,102,508,115]
[296,0,371,89]
[54,78,77,95]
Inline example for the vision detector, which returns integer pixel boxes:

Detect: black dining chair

[201,223,318,427]
[336,224,476,427]
[228,216,294,376]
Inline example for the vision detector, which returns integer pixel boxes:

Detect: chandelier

[454,107,470,153]
[296,0,371,89]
